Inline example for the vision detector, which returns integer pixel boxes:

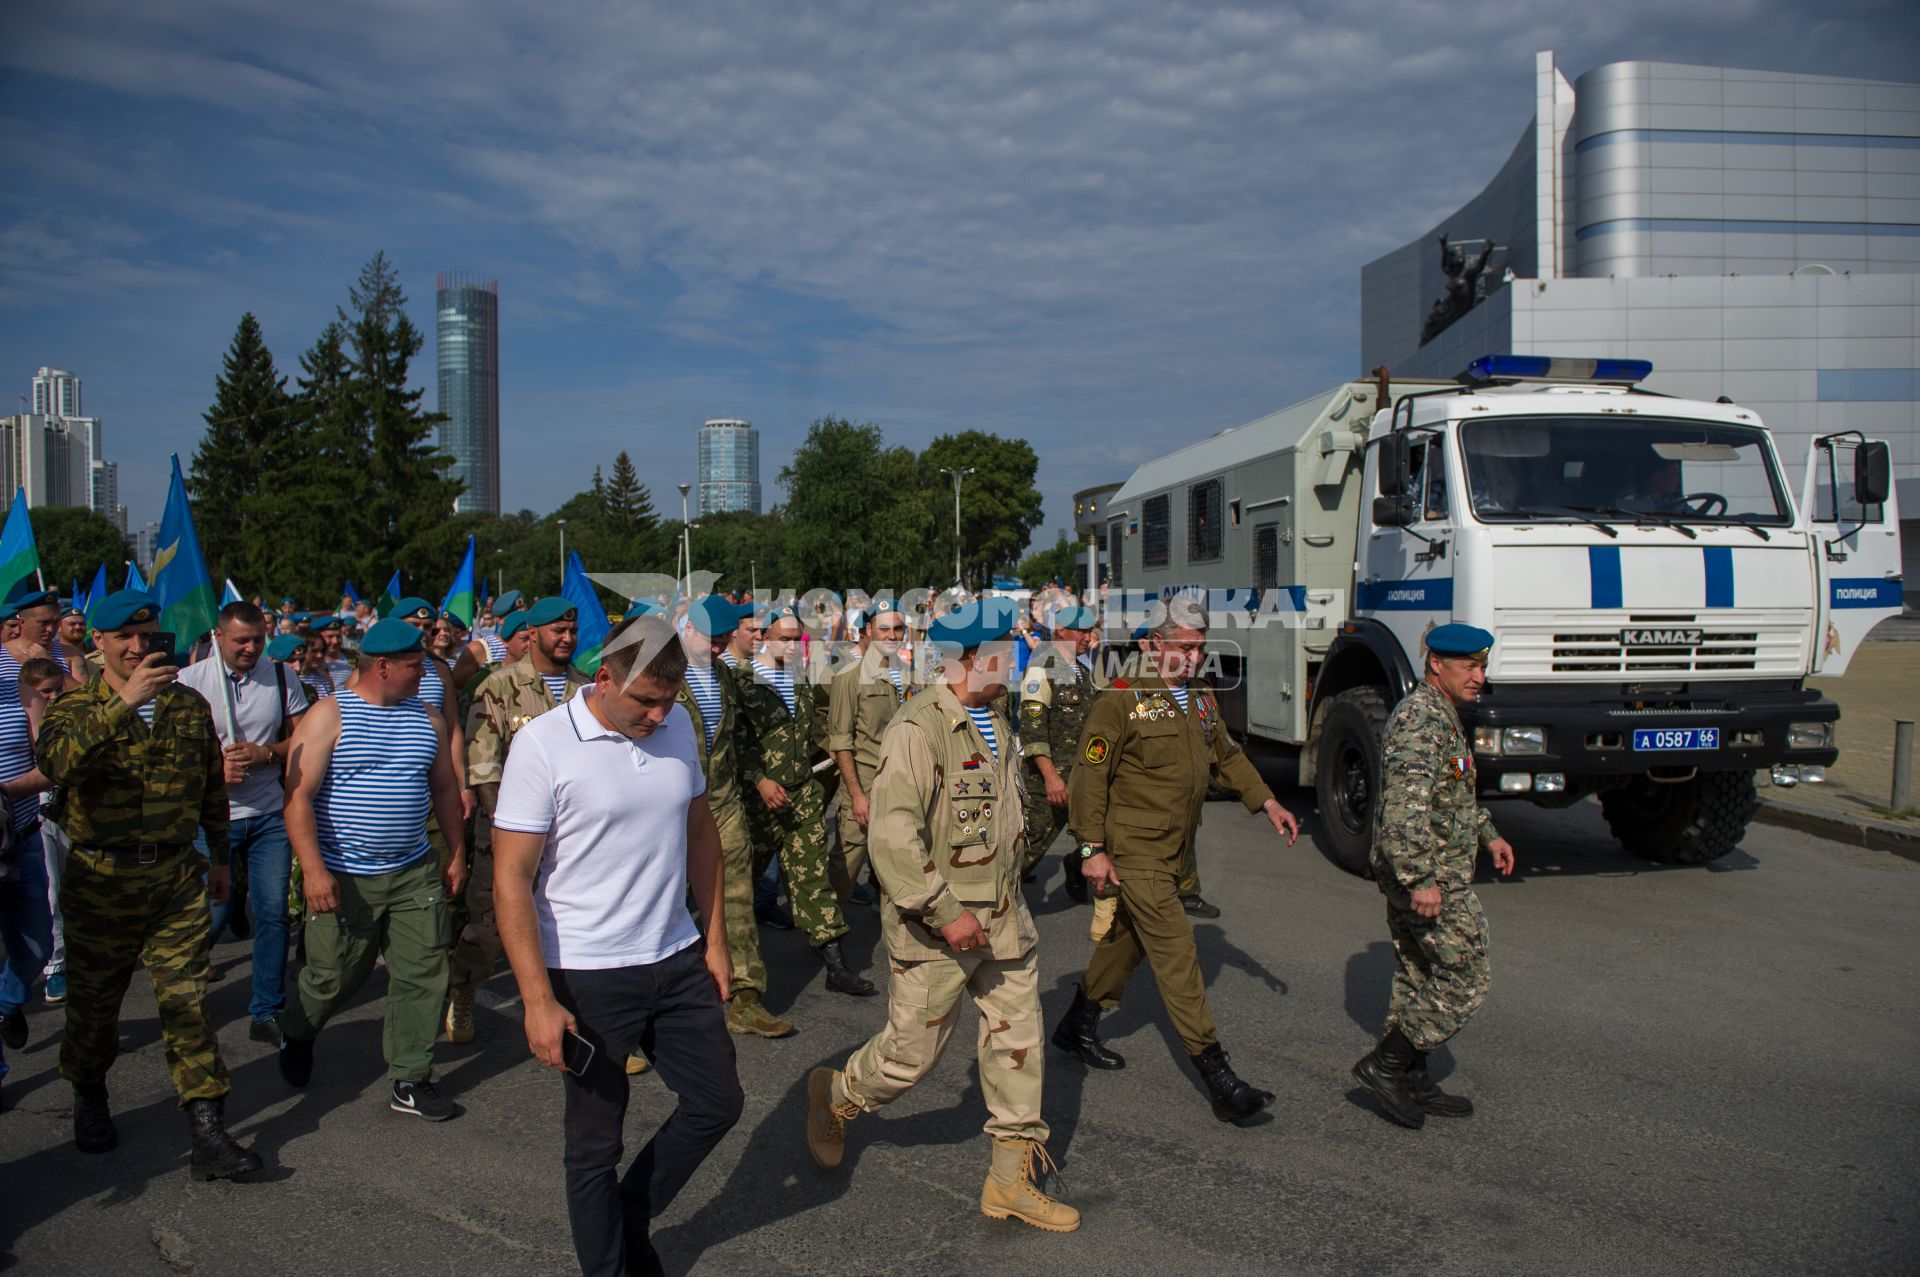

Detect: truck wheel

[1314,687,1390,876]
[1599,771,1757,864]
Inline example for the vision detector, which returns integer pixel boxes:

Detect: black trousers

[550,942,743,1277]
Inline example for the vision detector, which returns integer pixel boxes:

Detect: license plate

[1632,727,1720,752]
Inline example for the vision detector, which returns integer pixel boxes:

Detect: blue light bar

[1464,354,1654,384]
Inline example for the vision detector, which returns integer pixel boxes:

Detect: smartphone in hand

[562,1029,596,1077]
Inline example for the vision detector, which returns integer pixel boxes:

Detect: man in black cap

[1352,622,1515,1129]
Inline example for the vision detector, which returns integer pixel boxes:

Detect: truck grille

[1491,615,1808,679]
[1549,632,1759,673]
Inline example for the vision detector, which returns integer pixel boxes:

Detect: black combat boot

[1061,852,1088,904]
[817,941,878,997]
[1049,986,1126,1070]
[187,1097,263,1180]
[1351,1027,1428,1129]
[1408,1049,1474,1117]
[73,1081,118,1154]
[1191,1044,1272,1124]
[1179,894,1221,919]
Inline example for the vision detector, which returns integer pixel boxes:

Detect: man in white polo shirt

[493,612,742,1277]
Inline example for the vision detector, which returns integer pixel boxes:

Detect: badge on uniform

[1449,755,1471,780]
[1023,702,1045,719]
[1084,736,1110,764]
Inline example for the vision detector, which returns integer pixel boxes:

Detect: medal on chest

[1449,755,1472,781]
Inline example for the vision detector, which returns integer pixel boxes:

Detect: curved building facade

[698,418,761,515]
[1362,53,1920,595]
[436,273,500,515]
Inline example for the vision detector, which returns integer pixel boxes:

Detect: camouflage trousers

[715,798,766,997]
[829,783,872,902]
[60,846,229,1104]
[839,946,1048,1143]
[747,779,846,947]
[1384,889,1490,1050]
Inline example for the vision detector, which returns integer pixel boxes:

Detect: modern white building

[31,367,81,420]
[1361,53,1919,600]
[0,413,91,508]
[698,418,761,515]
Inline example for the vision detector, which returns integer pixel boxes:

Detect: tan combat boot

[805,1067,859,1169]
[444,989,476,1045]
[625,1052,651,1075]
[981,1137,1080,1232]
[727,990,797,1039]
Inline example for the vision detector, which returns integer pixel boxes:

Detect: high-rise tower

[435,273,500,515]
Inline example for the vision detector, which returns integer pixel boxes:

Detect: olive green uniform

[1016,646,1096,871]
[459,657,587,997]
[826,646,910,899]
[1069,674,1274,1055]
[735,664,846,946]
[835,684,1046,1141]
[676,659,766,998]
[38,677,233,1105]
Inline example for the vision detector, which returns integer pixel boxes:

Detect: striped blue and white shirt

[751,661,795,716]
[418,656,445,708]
[1169,683,1190,713]
[313,691,436,876]
[965,706,999,761]
[540,673,570,705]
[484,632,509,663]
[685,663,723,750]
[0,644,65,833]
[887,665,903,694]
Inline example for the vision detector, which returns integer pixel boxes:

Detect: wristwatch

[1076,842,1104,860]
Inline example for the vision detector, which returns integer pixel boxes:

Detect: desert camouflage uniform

[37,677,233,1104]
[1371,679,1498,1050]
[834,683,1045,1141]
[735,665,846,946]
[826,646,910,899]
[457,657,587,997]
[1016,646,1096,871]
[677,659,764,997]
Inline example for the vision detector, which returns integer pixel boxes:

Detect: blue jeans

[0,827,54,1081]
[197,812,292,1024]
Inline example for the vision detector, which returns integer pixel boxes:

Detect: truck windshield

[1459,416,1791,527]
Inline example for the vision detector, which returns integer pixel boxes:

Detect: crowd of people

[0,578,1513,1277]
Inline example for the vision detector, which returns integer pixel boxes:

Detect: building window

[1188,479,1222,562]
[1254,523,1278,593]
[1107,516,1125,588]
[1142,494,1170,568]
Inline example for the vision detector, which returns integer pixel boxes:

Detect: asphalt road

[4,772,1917,1276]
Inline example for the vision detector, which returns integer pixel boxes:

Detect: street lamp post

[749,558,756,601]
[556,519,567,588]
[939,466,974,588]
[678,483,693,590]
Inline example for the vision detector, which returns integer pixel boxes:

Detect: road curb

[1754,798,1920,862]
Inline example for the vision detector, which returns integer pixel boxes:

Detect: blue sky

[2,0,1914,550]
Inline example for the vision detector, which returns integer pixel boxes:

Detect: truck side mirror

[1372,495,1412,527]
[1377,434,1407,496]
[1854,441,1891,506]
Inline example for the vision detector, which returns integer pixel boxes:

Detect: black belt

[85,841,191,865]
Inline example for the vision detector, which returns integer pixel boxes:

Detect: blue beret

[0,585,60,621]
[525,596,577,627]
[498,611,532,640]
[1426,623,1495,657]
[1052,605,1098,631]
[867,598,902,619]
[90,588,160,631]
[308,615,340,631]
[386,596,435,621]
[627,599,660,617]
[280,596,294,605]
[688,594,741,637]
[491,589,523,615]
[361,617,425,656]
[927,596,1018,651]
[266,634,307,662]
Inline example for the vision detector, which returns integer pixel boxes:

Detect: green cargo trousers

[282,853,450,1082]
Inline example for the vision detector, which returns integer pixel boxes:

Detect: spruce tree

[189,313,288,589]
[603,451,657,531]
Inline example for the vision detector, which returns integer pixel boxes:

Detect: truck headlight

[1502,726,1546,756]
[1473,727,1502,755]
[1787,722,1832,750]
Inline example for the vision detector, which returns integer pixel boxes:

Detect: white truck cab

[1107,356,1904,872]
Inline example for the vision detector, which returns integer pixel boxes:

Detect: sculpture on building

[1420,234,1498,346]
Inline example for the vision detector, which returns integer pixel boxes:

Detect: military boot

[805,1067,860,1170]
[1049,985,1125,1070]
[1061,851,1088,904]
[727,989,797,1038]
[444,988,477,1045]
[1351,1026,1427,1129]
[186,1098,263,1180]
[1409,1049,1474,1117]
[980,1137,1080,1232]
[1192,1044,1273,1124]
[816,941,878,997]
[73,1081,118,1154]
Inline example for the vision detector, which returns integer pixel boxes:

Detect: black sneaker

[1180,895,1222,919]
[1,1007,26,1050]
[755,901,794,931]
[390,1078,458,1122]
[278,1034,314,1088]
[249,1017,285,1046]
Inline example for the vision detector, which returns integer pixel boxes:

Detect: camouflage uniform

[735,665,846,946]
[459,657,587,997]
[676,659,764,998]
[1371,680,1498,1050]
[1015,645,1096,871]
[37,677,233,1104]
[826,646,910,899]
[834,683,1046,1140]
